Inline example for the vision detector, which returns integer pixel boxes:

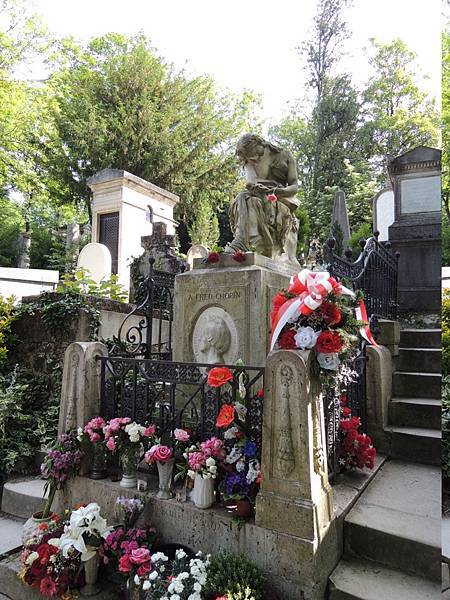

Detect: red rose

[316,331,343,354]
[232,251,246,263]
[270,292,288,327]
[255,388,264,399]
[320,302,341,325]
[207,366,234,387]
[137,563,152,577]
[207,252,220,263]
[119,553,132,572]
[216,404,235,428]
[267,193,277,202]
[278,328,297,349]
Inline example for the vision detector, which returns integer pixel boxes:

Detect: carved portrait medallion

[192,307,239,365]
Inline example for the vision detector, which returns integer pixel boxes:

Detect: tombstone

[331,190,351,252]
[87,169,179,292]
[186,244,208,270]
[373,188,395,242]
[17,233,31,268]
[77,242,112,284]
[387,146,441,313]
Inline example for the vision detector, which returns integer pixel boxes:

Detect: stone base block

[255,491,328,541]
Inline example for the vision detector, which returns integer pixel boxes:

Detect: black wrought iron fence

[99,357,265,458]
[110,258,175,360]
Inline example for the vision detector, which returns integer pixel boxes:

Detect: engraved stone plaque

[192,307,239,365]
[400,176,440,214]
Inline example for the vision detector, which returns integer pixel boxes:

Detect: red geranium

[316,330,343,354]
[207,366,234,387]
[216,404,235,428]
[207,252,220,263]
[278,328,297,349]
[232,251,246,263]
[320,302,342,325]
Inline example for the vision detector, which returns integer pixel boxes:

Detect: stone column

[365,344,393,454]
[255,348,333,540]
[58,341,109,436]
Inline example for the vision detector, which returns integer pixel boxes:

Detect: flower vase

[235,499,254,518]
[120,451,139,489]
[22,512,53,545]
[156,458,174,499]
[81,553,101,596]
[192,473,214,509]
[90,444,107,480]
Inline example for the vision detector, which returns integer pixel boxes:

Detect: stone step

[0,513,25,556]
[344,461,441,581]
[388,397,441,429]
[397,347,441,373]
[399,328,441,349]
[392,371,441,399]
[387,426,441,466]
[1,477,47,519]
[328,558,441,599]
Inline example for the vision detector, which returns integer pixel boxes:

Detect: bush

[348,222,373,259]
[443,291,450,378]
[0,295,15,367]
[205,552,265,600]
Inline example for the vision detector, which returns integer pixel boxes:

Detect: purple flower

[243,441,257,457]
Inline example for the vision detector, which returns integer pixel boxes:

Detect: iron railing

[325,232,400,322]
[99,357,265,457]
[110,258,175,360]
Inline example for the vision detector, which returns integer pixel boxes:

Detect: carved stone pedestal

[173,253,296,366]
[255,349,335,598]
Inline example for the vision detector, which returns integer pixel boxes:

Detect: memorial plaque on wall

[400,176,440,214]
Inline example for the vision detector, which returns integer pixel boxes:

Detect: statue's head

[199,315,231,356]
[236,134,266,162]
[236,133,281,163]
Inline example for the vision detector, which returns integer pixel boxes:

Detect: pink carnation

[106,437,116,452]
[174,428,190,442]
[201,437,225,460]
[188,451,206,471]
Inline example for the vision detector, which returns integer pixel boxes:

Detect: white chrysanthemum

[142,580,151,590]
[175,549,187,559]
[149,571,158,581]
[152,552,169,563]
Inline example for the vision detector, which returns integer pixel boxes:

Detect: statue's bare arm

[274,155,299,199]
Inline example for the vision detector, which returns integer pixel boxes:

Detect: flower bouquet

[78,416,108,479]
[99,524,157,575]
[20,519,83,599]
[103,417,154,488]
[269,270,365,385]
[339,397,376,470]
[138,548,210,600]
[116,496,145,529]
[39,431,84,520]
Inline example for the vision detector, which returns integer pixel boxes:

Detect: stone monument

[77,242,112,285]
[387,146,441,313]
[87,169,179,292]
[174,134,303,367]
[331,190,350,252]
[225,134,301,266]
[373,187,394,242]
[186,244,208,270]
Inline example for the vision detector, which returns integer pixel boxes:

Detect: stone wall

[0,267,59,303]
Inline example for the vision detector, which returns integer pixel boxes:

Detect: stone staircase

[388,328,441,465]
[328,327,442,599]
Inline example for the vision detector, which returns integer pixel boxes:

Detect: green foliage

[46,32,260,234]
[361,38,439,174]
[443,291,450,378]
[331,221,344,256]
[0,295,15,366]
[205,552,265,600]
[57,268,128,302]
[0,197,23,266]
[348,222,373,259]
[187,197,219,248]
